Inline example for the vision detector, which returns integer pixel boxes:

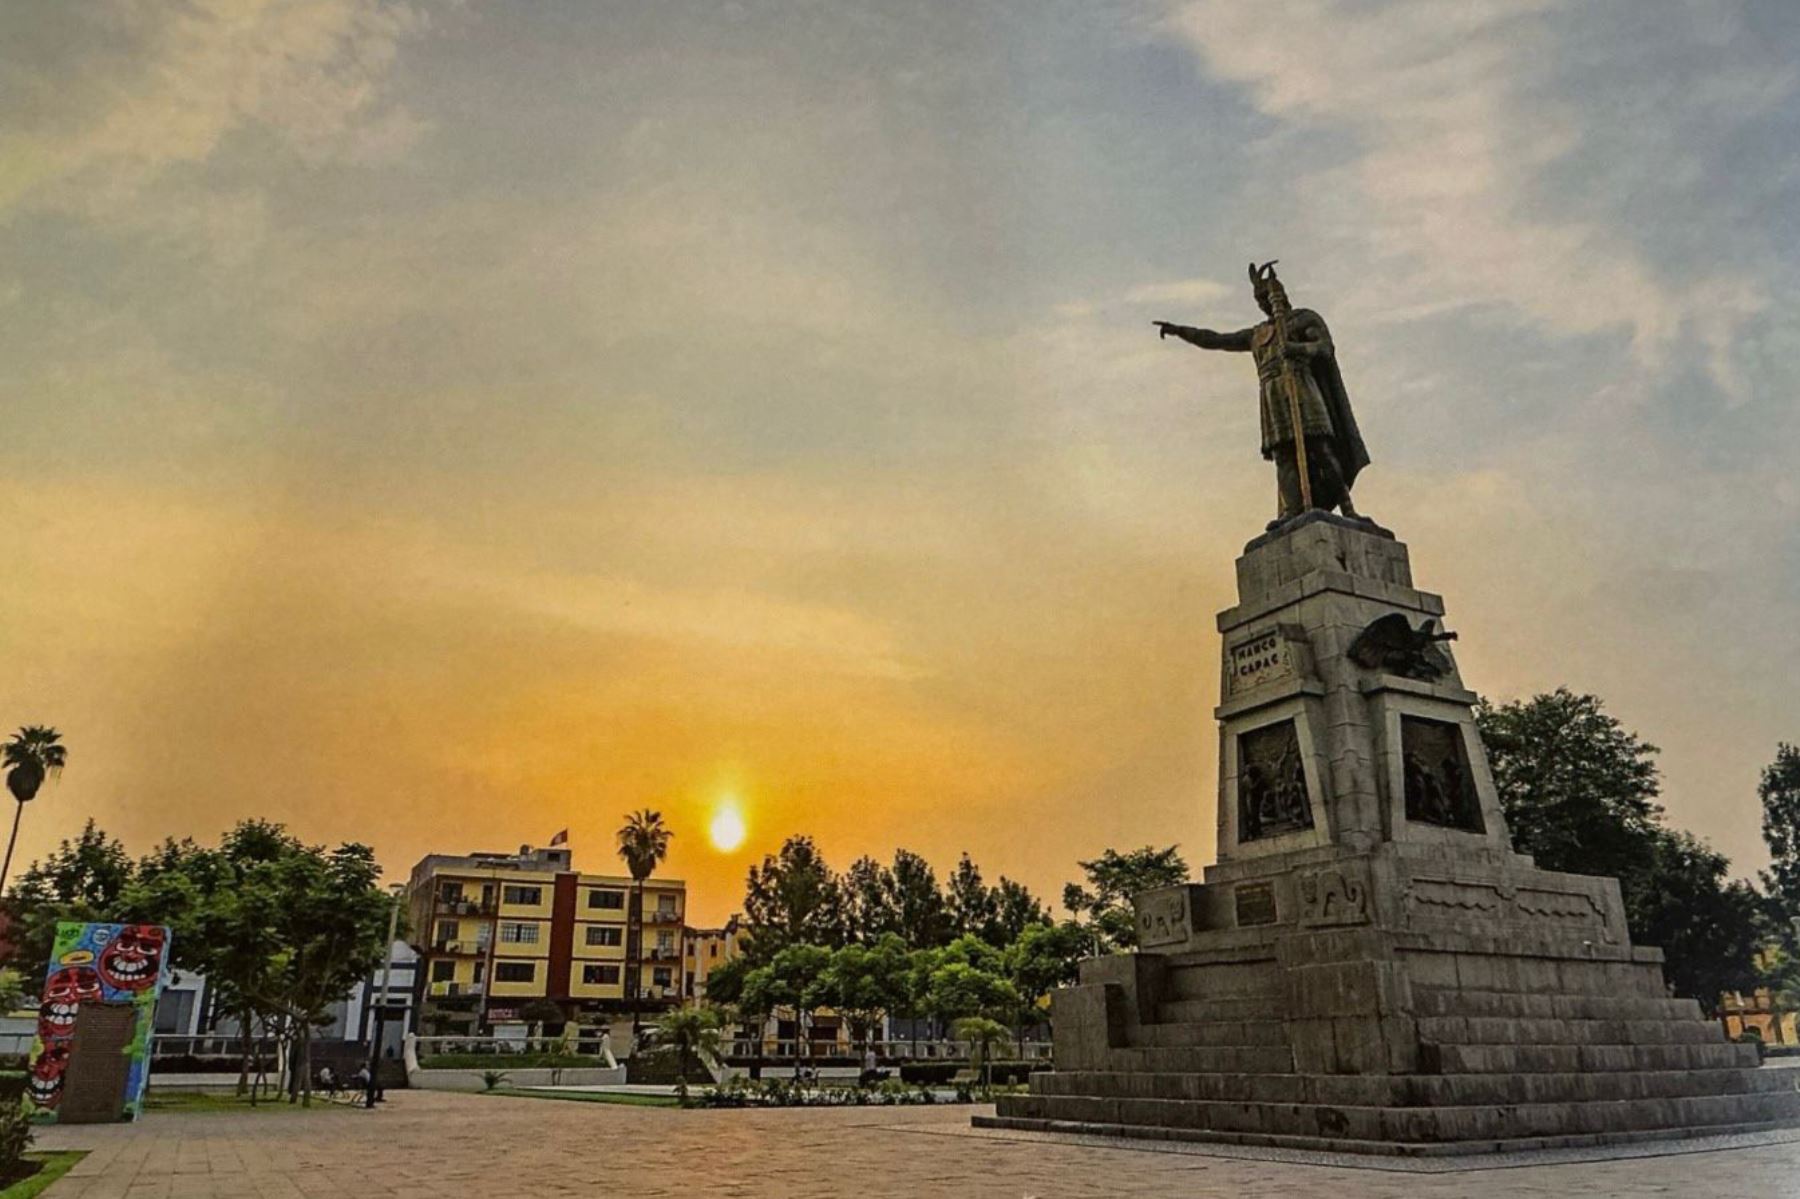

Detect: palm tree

[654,1005,722,1106]
[616,809,673,1037]
[2,727,66,893]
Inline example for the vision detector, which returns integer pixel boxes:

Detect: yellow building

[683,916,744,1003]
[405,843,686,1033]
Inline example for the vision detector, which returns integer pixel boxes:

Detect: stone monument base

[980,841,1800,1153]
[979,516,1799,1154]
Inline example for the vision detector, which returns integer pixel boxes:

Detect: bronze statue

[1155,262,1371,529]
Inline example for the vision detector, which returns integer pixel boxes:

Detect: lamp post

[364,883,406,1109]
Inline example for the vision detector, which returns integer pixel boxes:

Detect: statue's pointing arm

[1152,321,1254,352]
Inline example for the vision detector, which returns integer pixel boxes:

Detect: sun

[708,801,747,852]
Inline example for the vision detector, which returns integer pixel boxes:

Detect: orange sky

[4,2,1798,925]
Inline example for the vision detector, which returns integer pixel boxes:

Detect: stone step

[1417,1015,1726,1046]
[1101,1044,1293,1074]
[1128,1020,1287,1048]
[1033,1066,1797,1108]
[1424,1040,1759,1074]
[999,1087,1800,1145]
[975,1111,1800,1158]
[1156,996,1272,1024]
[1411,987,1706,1022]
[1165,960,1280,1000]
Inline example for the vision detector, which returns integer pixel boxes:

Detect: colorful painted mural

[25,922,172,1123]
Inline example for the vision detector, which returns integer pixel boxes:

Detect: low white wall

[409,1066,628,1092]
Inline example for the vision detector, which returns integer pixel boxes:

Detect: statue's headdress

[1249,260,1288,309]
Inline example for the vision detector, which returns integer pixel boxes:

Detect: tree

[256,841,393,1104]
[1004,921,1088,1029]
[7,819,134,973]
[699,953,751,1007]
[1760,744,1800,916]
[926,960,1019,1032]
[616,809,673,1036]
[742,837,843,961]
[1630,830,1761,1001]
[1478,690,1761,1001]
[654,1005,722,1105]
[118,833,281,1099]
[1478,689,1663,884]
[842,855,898,944]
[889,850,950,949]
[991,878,1050,946]
[741,942,832,1078]
[818,935,911,1055]
[1062,845,1189,952]
[946,854,999,943]
[1,727,67,894]
[952,1015,1009,1086]
[519,998,564,1044]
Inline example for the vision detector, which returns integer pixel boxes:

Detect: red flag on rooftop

[548,829,569,846]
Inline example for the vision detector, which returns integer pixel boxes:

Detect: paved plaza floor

[31,1089,1800,1198]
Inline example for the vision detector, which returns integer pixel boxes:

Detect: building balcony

[432,939,488,956]
[428,981,487,998]
[642,909,684,924]
[646,947,681,962]
[436,897,498,916]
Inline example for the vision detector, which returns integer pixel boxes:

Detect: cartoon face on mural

[37,965,103,1040]
[98,924,166,992]
[27,1040,71,1109]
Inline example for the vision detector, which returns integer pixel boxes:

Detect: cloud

[0,0,433,225]
[1158,0,1791,399]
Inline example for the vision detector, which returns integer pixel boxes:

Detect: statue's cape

[1290,308,1369,487]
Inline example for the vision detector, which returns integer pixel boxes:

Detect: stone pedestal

[979,513,1800,1154]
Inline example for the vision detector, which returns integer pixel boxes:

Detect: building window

[499,922,540,944]
[431,960,456,982]
[502,885,542,906]
[587,890,625,910]
[652,967,673,988]
[495,962,536,983]
[436,919,460,942]
[656,894,677,915]
[584,926,622,947]
[709,944,719,959]
[582,964,621,986]
[656,930,674,951]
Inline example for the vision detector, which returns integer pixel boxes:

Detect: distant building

[683,917,744,1003]
[149,942,418,1043]
[406,843,686,1035]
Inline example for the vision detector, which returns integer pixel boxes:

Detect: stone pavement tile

[26,1089,1800,1198]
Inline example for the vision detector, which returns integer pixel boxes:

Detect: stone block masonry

[978,512,1800,1154]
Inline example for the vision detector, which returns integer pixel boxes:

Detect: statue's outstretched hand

[1153,320,1179,340]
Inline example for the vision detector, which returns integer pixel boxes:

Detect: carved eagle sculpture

[1346,613,1457,680]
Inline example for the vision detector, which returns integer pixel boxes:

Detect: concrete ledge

[409,1066,627,1093]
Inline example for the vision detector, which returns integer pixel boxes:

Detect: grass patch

[488,1087,679,1108]
[144,1091,355,1114]
[1,1150,87,1199]
[420,1054,594,1070]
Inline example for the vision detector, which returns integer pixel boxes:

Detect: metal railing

[431,939,488,956]
[723,1037,1053,1062]
[413,1035,608,1058]
[427,981,487,998]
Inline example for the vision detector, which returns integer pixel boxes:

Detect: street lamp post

[364,883,406,1109]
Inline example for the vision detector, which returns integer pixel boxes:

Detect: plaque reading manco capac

[1226,627,1298,697]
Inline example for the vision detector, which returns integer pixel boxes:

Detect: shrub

[480,1070,510,1092]
[0,1100,34,1184]
[898,1063,958,1085]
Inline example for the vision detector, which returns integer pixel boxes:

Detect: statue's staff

[1256,261,1312,512]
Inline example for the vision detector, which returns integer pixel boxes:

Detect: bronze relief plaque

[1400,715,1484,833]
[1237,718,1312,842]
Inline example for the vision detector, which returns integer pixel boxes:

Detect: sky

[3,0,1799,925]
